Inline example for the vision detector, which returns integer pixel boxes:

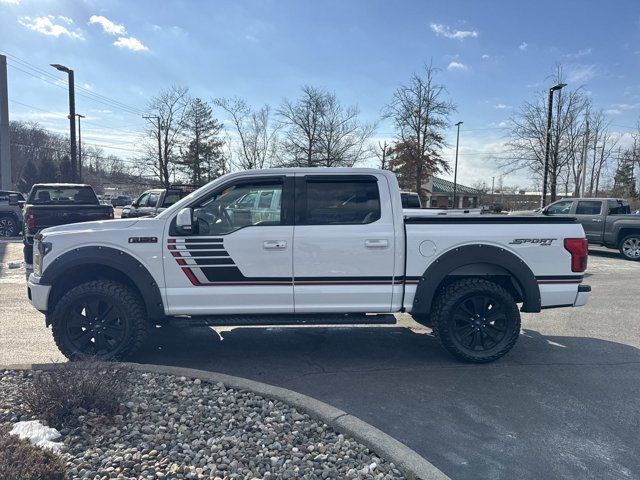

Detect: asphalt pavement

[1,238,639,480]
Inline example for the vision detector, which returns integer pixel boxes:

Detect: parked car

[27,168,590,363]
[111,195,132,207]
[400,191,422,208]
[0,191,25,237]
[23,184,114,263]
[519,198,640,261]
[121,187,193,218]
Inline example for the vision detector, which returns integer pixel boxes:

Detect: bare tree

[277,86,372,167]
[144,85,190,187]
[214,97,279,170]
[586,110,618,196]
[375,140,391,169]
[504,65,589,201]
[384,64,455,198]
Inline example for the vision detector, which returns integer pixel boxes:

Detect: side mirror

[176,207,193,233]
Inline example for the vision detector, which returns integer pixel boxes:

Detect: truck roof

[31,183,92,188]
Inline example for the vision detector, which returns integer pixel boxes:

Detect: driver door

[163,175,294,315]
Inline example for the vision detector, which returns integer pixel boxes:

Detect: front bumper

[27,274,51,313]
[573,284,591,307]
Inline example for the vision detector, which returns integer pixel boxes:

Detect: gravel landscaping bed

[0,369,406,480]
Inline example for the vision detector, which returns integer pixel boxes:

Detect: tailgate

[30,205,112,229]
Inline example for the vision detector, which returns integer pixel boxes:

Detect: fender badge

[128,237,158,244]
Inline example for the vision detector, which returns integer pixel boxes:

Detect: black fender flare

[40,246,165,319]
[411,244,541,316]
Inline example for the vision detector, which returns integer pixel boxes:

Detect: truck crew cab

[26,169,591,363]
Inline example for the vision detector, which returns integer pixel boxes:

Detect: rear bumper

[27,274,51,313]
[573,284,591,307]
[539,282,590,309]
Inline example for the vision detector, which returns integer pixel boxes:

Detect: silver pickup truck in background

[514,198,640,260]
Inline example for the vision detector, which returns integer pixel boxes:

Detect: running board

[166,313,397,327]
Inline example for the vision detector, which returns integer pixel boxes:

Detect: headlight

[33,238,52,276]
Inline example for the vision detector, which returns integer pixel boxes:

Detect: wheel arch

[40,246,165,323]
[411,244,541,316]
[617,227,640,246]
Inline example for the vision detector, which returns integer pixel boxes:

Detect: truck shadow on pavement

[131,325,640,480]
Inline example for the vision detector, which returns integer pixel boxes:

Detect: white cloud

[565,64,598,83]
[89,15,125,35]
[113,36,148,52]
[447,61,469,71]
[493,103,510,109]
[481,54,490,60]
[519,42,528,51]
[0,0,22,4]
[19,16,83,39]
[430,23,478,40]
[564,48,592,59]
[605,103,639,115]
[56,15,74,25]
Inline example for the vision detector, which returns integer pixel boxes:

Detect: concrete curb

[3,362,449,480]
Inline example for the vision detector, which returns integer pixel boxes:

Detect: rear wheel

[51,280,149,361]
[0,216,18,237]
[619,234,640,261]
[431,278,521,363]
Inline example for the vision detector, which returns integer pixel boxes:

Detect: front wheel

[619,234,640,261]
[51,280,149,360]
[431,278,521,363]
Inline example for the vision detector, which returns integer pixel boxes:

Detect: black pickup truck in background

[121,187,193,218]
[23,184,114,263]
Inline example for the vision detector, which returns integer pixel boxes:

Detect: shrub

[0,425,66,480]
[22,360,130,427]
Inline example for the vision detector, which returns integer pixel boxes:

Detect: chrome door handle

[591,219,602,222]
[263,240,287,250]
[365,239,389,248]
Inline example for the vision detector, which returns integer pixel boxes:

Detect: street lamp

[75,114,85,181]
[51,63,77,182]
[541,82,567,207]
[452,121,463,209]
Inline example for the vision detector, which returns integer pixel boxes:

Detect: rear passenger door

[574,200,604,242]
[292,174,396,313]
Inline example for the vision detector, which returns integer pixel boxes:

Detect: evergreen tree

[59,156,73,181]
[18,159,38,192]
[612,153,637,199]
[38,156,59,182]
[179,98,224,185]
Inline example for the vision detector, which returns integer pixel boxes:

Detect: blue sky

[1,0,639,187]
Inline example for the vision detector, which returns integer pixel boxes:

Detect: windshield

[28,186,99,205]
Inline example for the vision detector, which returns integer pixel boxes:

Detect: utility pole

[51,64,77,181]
[541,82,567,207]
[580,119,589,198]
[143,115,162,184]
[75,114,85,182]
[491,176,495,205]
[452,121,463,208]
[0,55,10,190]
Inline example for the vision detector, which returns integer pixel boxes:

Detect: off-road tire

[619,234,640,261]
[431,278,521,363]
[0,216,18,237]
[51,280,149,361]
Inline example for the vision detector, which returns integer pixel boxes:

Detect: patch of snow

[10,420,63,452]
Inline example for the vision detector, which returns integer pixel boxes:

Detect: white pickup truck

[27,169,590,363]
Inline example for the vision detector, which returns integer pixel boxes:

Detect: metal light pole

[541,83,567,207]
[51,63,77,182]
[75,114,85,181]
[452,121,463,208]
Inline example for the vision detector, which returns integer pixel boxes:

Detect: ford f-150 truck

[26,169,591,363]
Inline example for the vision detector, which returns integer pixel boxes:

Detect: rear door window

[303,178,381,225]
[575,201,602,215]
[28,186,98,205]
